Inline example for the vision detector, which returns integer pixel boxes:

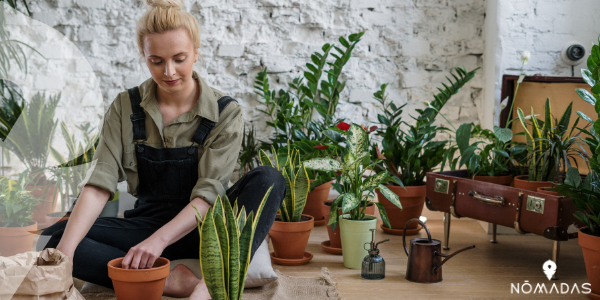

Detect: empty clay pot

[0,221,37,256]
[513,175,554,192]
[269,214,314,260]
[473,175,513,186]
[375,185,425,234]
[302,181,332,226]
[107,257,170,300]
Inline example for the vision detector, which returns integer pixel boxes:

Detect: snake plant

[517,98,587,182]
[194,186,272,300]
[259,145,310,222]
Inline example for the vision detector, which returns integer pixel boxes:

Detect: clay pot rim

[514,174,555,183]
[378,184,426,197]
[309,180,333,190]
[0,220,37,229]
[107,257,170,282]
[322,201,374,207]
[271,214,314,232]
[473,174,513,178]
[579,226,600,246]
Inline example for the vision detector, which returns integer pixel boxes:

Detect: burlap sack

[0,248,84,300]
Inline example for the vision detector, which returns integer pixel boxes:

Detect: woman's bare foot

[189,279,211,300]
[163,264,201,298]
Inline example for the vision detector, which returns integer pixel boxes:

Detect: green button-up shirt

[79,70,243,205]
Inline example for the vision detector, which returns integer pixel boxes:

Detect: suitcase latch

[526,195,545,214]
[434,178,449,194]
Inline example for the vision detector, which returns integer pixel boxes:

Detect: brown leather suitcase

[425,170,582,278]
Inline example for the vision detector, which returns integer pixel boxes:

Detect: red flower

[376,146,386,160]
[369,126,378,133]
[336,122,351,131]
[335,171,342,176]
[314,144,329,150]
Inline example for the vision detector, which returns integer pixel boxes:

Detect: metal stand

[491,223,498,243]
[551,240,560,280]
[443,212,451,250]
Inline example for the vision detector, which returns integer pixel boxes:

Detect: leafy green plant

[237,124,261,179]
[551,168,599,236]
[0,169,41,227]
[288,139,341,192]
[517,99,587,182]
[49,120,100,212]
[259,145,309,222]
[304,123,402,231]
[194,186,272,300]
[374,67,479,186]
[254,31,365,148]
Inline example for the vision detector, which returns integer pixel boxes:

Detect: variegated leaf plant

[194,186,273,300]
[259,145,310,222]
[304,123,402,231]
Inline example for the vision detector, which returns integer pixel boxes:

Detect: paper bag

[0,248,84,300]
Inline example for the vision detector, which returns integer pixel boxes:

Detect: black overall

[39,87,286,289]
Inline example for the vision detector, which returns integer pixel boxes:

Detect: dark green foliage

[237,124,261,179]
[0,169,41,227]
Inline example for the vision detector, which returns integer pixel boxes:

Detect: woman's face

[143,27,198,95]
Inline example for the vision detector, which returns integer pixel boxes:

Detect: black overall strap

[192,96,238,147]
[128,87,147,141]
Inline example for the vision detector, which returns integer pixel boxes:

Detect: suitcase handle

[468,190,505,206]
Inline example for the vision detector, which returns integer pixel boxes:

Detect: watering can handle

[403,218,432,256]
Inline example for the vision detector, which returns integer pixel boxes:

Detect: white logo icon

[543,260,557,280]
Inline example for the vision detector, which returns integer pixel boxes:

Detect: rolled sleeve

[190,106,243,205]
[77,96,126,201]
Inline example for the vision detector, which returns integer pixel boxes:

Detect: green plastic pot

[339,214,377,269]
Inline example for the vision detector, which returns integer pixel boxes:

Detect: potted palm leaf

[260,145,313,265]
[514,99,587,192]
[194,186,272,300]
[0,169,41,256]
[305,123,402,269]
[373,67,478,235]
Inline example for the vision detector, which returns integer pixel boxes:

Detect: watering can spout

[433,245,476,274]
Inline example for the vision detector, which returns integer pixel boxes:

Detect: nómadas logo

[510,260,590,295]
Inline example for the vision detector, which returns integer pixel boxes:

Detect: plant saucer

[313,216,327,226]
[589,291,600,300]
[270,251,313,266]
[381,224,422,236]
[321,240,342,255]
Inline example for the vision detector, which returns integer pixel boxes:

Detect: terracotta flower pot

[579,227,600,297]
[269,214,314,260]
[513,175,554,192]
[0,221,37,256]
[375,185,425,235]
[473,174,513,186]
[28,182,60,224]
[107,257,170,300]
[537,187,559,196]
[302,180,332,226]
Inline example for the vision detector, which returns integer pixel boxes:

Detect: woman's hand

[122,235,167,269]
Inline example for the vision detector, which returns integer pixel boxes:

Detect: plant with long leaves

[288,138,342,192]
[194,186,272,300]
[304,123,402,231]
[373,67,479,186]
[517,99,587,183]
[259,145,309,222]
[237,124,261,179]
[0,169,43,227]
[0,3,42,79]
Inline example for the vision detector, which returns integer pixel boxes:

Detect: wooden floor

[270,217,590,300]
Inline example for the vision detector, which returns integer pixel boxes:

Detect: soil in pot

[302,180,332,226]
[340,214,377,269]
[28,182,60,224]
[375,185,425,235]
[107,257,170,300]
[473,174,513,186]
[269,214,314,263]
[0,221,37,256]
[579,227,600,298]
[513,175,554,192]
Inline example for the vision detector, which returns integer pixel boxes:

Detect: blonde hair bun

[145,0,183,10]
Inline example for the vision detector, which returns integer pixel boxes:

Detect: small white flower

[524,114,539,120]
[500,96,509,110]
[521,50,531,65]
[424,101,432,107]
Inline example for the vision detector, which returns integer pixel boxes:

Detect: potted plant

[194,187,272,299]
[0,91,61,223]
[260,145,313,265]
[0,169,41,256]
[254,32,365,224]
[305,123,402,269]
[514,99,587,191]
[372,67,479,235]
[236,124,261,181]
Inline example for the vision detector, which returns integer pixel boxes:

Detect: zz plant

[304,123,402,230]
[194,186,272,300]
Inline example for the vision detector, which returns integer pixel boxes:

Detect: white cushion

[80,237,277,293]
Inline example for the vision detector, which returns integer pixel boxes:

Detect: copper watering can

[403,218,475,283]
